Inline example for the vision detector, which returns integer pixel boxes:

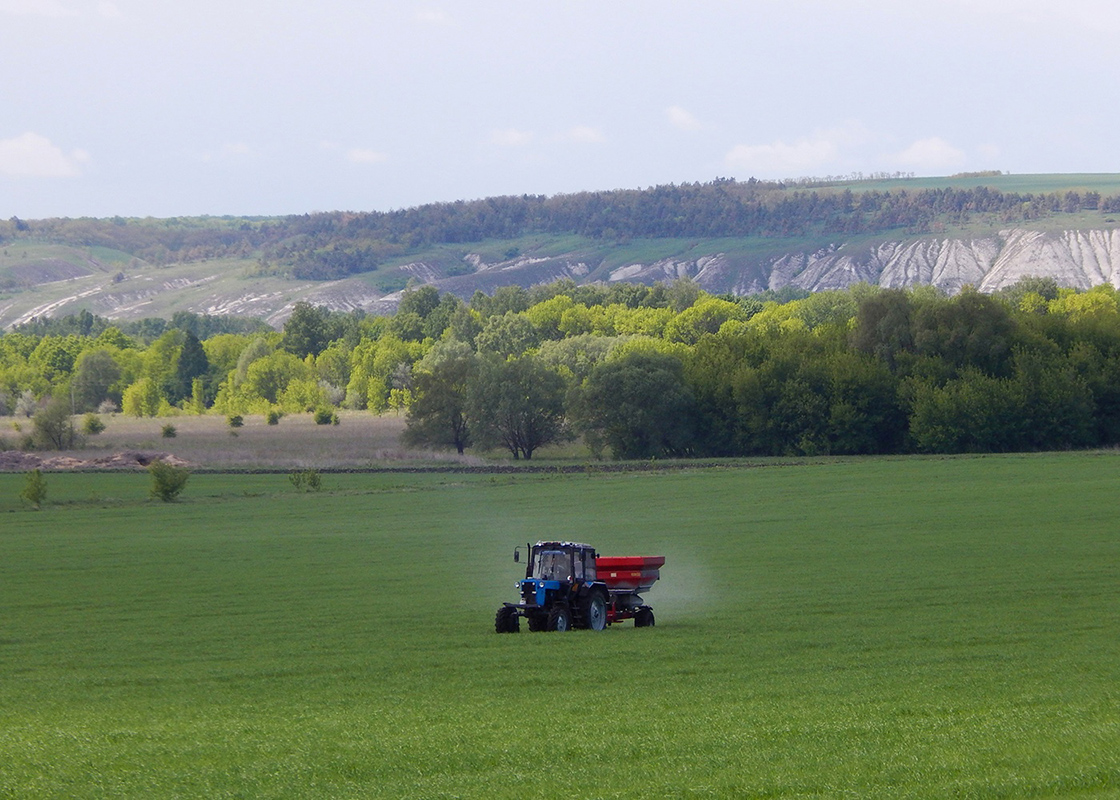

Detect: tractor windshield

[532,550,570,582]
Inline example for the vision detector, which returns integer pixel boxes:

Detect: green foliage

[19,469,46,509]
[266,409,281,425]
[32,396,79,450]
[122,376,162,417]
[466,354,569,459]
[227,414,243,428]
[161,423,177,439]
[288,469,322,492]
[281,302,341,359]
[72,348,122,412]
[313,407,338,425]
[81,413,106,435]
[403,340,475,454]
[475,311,539,357]
[147,460,189,502]
[572,350,696,459]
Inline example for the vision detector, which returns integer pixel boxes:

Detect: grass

[47,411,457,470]
[1,452,1119,797]
[18,410,588,469]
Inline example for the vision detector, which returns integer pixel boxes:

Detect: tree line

[4,276,1120,459]
[6,179,1120,280]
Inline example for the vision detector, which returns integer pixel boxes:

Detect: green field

[1,454,1119,797]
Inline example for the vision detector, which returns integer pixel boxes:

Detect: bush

[288,469,322,492]
[148,460,190,502]
[266,409,282,425]
[82,414,106,435]
[21,469,47,509]
[313,407,338,425]
[97,399,119,414]
[161,423,177,438]
[227,414,244,428]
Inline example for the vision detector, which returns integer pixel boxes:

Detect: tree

[475,311,539,357]
[281,302,335,359]
[403,341,476,453]
[174,331,209,407]
[71,348,121,412]
[21,469,47,510]
[573,351,696,459]
[32,396,80,450]
[466,355,569,459]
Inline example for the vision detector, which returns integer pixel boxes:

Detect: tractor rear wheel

[495,606,520,633]
[634,607,655,628]
[547,604,572,632]
[582,590,608,631]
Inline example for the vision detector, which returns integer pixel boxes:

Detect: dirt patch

[0,450,194,472]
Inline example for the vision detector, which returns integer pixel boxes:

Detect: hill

[3,173,1120,328]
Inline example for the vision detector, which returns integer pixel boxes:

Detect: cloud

[346,148,388,164]
[0,132,88,177]
[558,125,605,144]
[97,0,120,18]
[415,9,451,25]
[725,136,839,176]
[888,137,967,172]
[0,0,75,16]
[666,106,703,132]
[490,128,533,147]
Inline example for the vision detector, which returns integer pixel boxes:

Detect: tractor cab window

[533,550,570,582]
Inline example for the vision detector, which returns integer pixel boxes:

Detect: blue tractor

[495,541,610,633]
[495,541,663,633]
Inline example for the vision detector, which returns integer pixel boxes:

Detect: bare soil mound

[0,450,194,471]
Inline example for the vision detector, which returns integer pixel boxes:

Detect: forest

[3,274,1120,459]
[4,178,1120,281]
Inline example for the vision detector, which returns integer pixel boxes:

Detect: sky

[2,0,1119,219]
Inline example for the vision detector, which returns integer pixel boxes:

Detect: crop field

[1,453,1118,797]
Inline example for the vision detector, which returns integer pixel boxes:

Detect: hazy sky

[2,0,1119,219]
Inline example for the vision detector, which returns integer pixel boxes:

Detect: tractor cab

[526,542,597,583]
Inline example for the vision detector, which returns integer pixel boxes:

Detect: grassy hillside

[842,172,1120,196]
[4,173,1120,328]
[1,453,1117,796]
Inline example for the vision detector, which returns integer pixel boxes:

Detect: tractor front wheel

[582,590,608,631]
[547,604,572,632]
[495,606,520,634]
[634,607,655,628]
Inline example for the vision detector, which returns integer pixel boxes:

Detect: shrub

[21,469,47,509]
[266,409,282,425]
[15,390,37,418]
[313,407,338,425]
[82,414,106,435]
[288,469,322,492]
[97,399,119,414]
[161,423,177,438]
[148,460,189,502]
[227,414,244,428]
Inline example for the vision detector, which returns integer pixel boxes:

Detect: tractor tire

[634,607,655,628]
[527,613,547,632]
[495,606,520,634]
[547,604,572,632]
[581,590,608,631]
